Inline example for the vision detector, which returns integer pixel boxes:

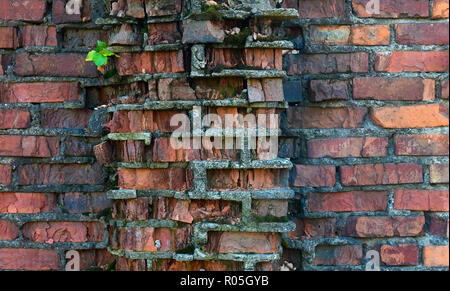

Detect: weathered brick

[309,191,387,213]
[340,163,423,186]
[23,222,104,243]
[145,0,182,16]
[308,137,388,158]
[354,77,435,101]
[18,163,105,185]
[0,193,56,213]
[0,220,18,240]
[432,0,449,19]
[351,25,390,45]
[394,190,449,211]
[252,200,288,218]
[63,28,108,49]
[77,249,115,270]
[0,27,18,49]
[15,53,98,77]
[0,136,59,157]
[292,165,336,187]
[310,79,349,102]
[0,0,47,21]
[352,0,429,18]
[52,0,91,24]
[289,218,337,239]
[109,24,141,46]
[380,244,419,266]
[207,232,280,254]
[427,215,449,237]
[65,137,98,157]
[152,260,242,271]
[18,26,58,47]
[430,164,449,184]
[61,193,112,214]
[423,246,449,267]
[41,109,92,129]
[313,245,362,266]
[115,51,184,75]
[0,165,12,185]
[371,104,449,129]
[442,79,449,99]
[394,134,449,156]
[207,169,287,190]
[0,82,81,103]
[344,216,425,237]
[148,22,181,45]
[286,53,369,75]
[298,0,346,18]
[0,109,30,129]
[309,25,350,45]
[118,168,191,191]
[395,23,449,45]
[287,107,368,129]
[375,51,449,72]
[0,249,60,270]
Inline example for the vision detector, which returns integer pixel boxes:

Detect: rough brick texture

[0,0,448,272]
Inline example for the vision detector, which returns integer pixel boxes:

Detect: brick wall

[0,0,448,271]
[282,0,449,270]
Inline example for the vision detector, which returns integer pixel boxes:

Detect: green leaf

[100,49,116,57]
[85,50,97,61]
[96,41,109,52]
[92,53,108,67]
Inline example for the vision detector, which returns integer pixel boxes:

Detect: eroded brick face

[0,0,448,272]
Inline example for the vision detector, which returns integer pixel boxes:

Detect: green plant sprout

[86,40,119,73]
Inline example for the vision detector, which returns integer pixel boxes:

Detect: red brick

[0,165,12,185]
[352,0,429,18]
[309,25,350,45]
[15,52,98,77]
[375,51,449,73]
[153,260,242,271]
[394,190,449,211]
[0,0,47,21]
[115,51,184,75]
[292,165,336,187]
[309,191,388,213]
[104,110,184,133]
[0,55,3,75]
[23,222,104,243]
[371,104,449,129]
[354,77,435,101]
[65,137,98,157]
[18,163,104,185]
[394,134,449,156]
[395,23,449,45]
[0,82,81,103]
[0,220,18,240]
[0,193,56,213]
[307,137,388,158]
[442,79,449,99]
[152,138,200,162]
[0,249,60,270]
[52,0,91,24]
[289,218,337,239]
[344,216,425,237]
[19,26,58,47]
[432,0,449,19]
[207,232,280,254]
[0,109,30,129]
[63,28,108,49]
[148,22,181,45]
[146,0,182,16]
[118,168,191,191]
[287,107,368,129]
[351,25,390,45]
[298,0,346,18]
[0,135,59,157]
[430,164,449,184]
[286,52,369,75]
[244,48,282,70]
[423,246,449,267]
[41,109,92,129]
[252,200,288,218]
[381,244,419,266]
[310,79,350,102]
[340,163,423,186]
[313,245,362,266]
[0,27,18,49]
